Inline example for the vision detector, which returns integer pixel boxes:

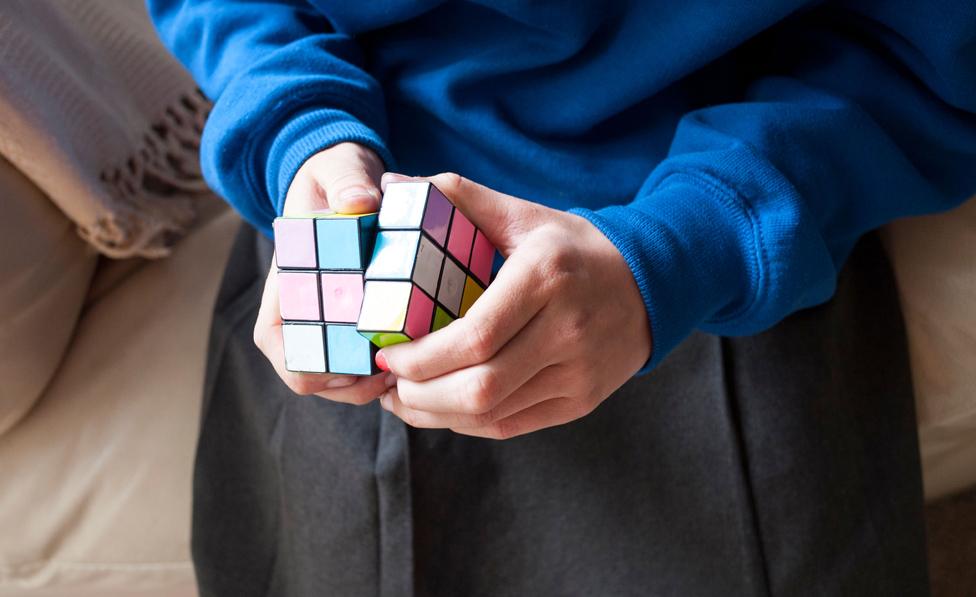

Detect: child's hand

[253,143,396,403]
[377,172,653,438]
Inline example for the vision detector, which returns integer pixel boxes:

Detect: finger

[379,246,548,381]
[283,163,331,214]
[254,262,394,404]
[451,396,585,440]
[379,365,564,429]
[381,171,542,255]
[313,371,397,404]
[391,307,558,413]
[312,143,383,213]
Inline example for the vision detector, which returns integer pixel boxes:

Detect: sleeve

[571,0,976,371]
[147,0,395,236]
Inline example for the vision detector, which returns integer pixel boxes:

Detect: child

[151,2,976,595]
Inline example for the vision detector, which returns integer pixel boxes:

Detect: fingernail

[379,392,392,410]
[375,351,390,372]
[325,376,357,388]
[383,372,397,388]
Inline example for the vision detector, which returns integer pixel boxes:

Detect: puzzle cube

[274,212,379,375]
[358,182,497,347]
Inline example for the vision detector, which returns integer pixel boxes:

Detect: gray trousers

[194,225,928,596]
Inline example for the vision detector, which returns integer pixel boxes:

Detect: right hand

[253,142,397,404]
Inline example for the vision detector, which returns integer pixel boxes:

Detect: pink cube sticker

[404,285,434,340]
[447,210,475,267]
[321,273,364,323]
[469,231,495,286]
[279,271,321,321]
[274,219,317,269]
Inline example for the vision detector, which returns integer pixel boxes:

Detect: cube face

[282,323,327,373]
[315,214,376,270]
[404,285,434,340]
[326,324,377,375]
[447,210,475,266]
[421,186,453,246]
[358,280,411,335]
[378,182,453,246]
[357,281,435,348]
[413,235,444,296]
[365,231,420,280]
[469,230,495,286]
[378,182,430,229]
[365,230,444,298]
[278,271,322,321]
[320,273,363,323]
[432,306,454,333]
[437,257,466,317]
[360,331,411,347]
[460,276,484,317]
[274,218,317,269]
[275,212,376,375]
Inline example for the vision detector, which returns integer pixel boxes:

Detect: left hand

[377,172,653,439]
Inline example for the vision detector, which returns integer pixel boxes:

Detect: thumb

[318,167,382,214]
[285,143,383,215]
[381,172,538,254]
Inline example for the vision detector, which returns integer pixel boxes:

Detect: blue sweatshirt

[149,0,976,370]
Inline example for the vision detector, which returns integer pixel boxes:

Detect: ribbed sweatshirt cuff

[570,172,762,373]
[264,107,396,215]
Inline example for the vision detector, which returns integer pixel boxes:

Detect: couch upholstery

[0,155,97,436]
[885,197,976,500]
[0,154,238,596]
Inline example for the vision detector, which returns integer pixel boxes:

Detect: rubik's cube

[357,182,496,346]
[273,212,380,375]
[273,181,496,375]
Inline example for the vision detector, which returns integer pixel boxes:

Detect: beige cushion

[885,195,976,500]
[0,192,238,596]
[0,155,97,436]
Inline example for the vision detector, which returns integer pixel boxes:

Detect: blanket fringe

[87,89,213,259]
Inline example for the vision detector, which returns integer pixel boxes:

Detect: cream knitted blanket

[0,0,209,258]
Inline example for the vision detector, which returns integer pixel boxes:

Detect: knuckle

[398,409,422,428]
[394,387,417,409]
[468,408,498,428]
[465,369,501,413]
[569,397,592,419]
[488,419,519,441]
[562,311,589,346]
[433,172,465,195]
[559,364,587,392]
[395,358,428,382]
[567,393,597,419]
[542,249,579,284]
[462,323,496,363]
